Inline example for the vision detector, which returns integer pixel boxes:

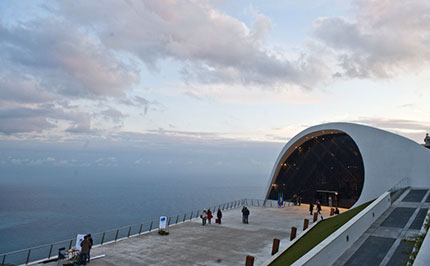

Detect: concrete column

[303,219,309,230]
[271,238,280,255]
[245,255,254,266]
[290,227,297,240]
[313,212,318,222]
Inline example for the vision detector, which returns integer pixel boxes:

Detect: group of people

[200,208,223,225]
[309,200,339,218]
[78,234,93,265]
[200,206,251,225]
[292,194,302,206]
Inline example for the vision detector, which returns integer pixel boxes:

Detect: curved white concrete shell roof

[265,122,430,207]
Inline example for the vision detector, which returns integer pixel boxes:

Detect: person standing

[207,209,213,224]
[201,210,207,226]
[316,200,322,214]
[78,235,91,265]
[309,202,314,215]
[241,206,250,224]
[217,208,222,224]
[86,234,93,263]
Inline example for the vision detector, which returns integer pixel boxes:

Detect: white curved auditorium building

[265,122,430,208]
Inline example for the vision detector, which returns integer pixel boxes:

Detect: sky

[0,0,429,181]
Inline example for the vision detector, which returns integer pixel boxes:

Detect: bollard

[245,255,255,266]
[313,212,318,222]
[271,238,280,255]
[290,227,297,241]
[303,219,309,230]
[330,208,335,216]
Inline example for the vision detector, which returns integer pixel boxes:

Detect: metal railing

[1,198,273,266]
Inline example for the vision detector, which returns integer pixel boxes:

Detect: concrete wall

[291,192,391,266]
[412,209,430,266]
[265,122,430,207]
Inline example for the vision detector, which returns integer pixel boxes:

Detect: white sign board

[76,234,86,251]
[159,216,167,229]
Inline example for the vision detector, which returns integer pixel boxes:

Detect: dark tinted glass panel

[268,133,364,208]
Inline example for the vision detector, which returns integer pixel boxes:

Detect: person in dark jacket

[316,200,322,214]
[309,202,314,215]
[78,235,91,265]
[86,234,93,262]
[217,208,222,224]
[241,206,250,224]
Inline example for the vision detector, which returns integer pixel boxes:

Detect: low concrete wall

[292,192,391,266]
[412,208,430,266]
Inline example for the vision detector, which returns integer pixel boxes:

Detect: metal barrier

[0,198,272,265]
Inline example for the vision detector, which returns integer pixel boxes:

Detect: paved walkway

[333,188,430,266]
[42,204,335,266]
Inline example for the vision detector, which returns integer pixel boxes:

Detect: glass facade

[268,133,364,208]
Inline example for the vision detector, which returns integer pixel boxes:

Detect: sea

[0,173,265,256]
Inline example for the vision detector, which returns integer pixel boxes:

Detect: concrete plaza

[48,204,334,266]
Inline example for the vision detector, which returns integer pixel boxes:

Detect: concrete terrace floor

[44,204,335,266]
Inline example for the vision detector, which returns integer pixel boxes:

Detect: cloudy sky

[0,0,429,178]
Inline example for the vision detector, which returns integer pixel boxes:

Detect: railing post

[127,226,132,237]
[2,254,6,266]
[176,215,179,224]
[183,213,186,222]
[196,210,200,218]
[245,255,254,266]
[190,211,193,221]
[257,200,260,206]
[26,249,31,265]
[69,240,73,250]
[168,217,171,226]
[303,219,309,230]
[290,227,297,241]
[222,204,225,210]
[115,229,119,241]
[149,221,153,231]
[101,232,105,245]
[139,224,143,234]
[48,244,53,258]
[251,199,253,206]
[272,238,280,255]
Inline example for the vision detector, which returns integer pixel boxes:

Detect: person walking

[316,200,322,214]
[309,202,314,215]
[201,210,207,226]
[207,209,213,224]
[78,235,91,265]
[86,234,93,263]
[217,208,222,224]
[241,206,250,224]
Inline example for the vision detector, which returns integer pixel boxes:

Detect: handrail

[0,198,273,266]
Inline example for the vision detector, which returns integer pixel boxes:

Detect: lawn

[270,201,372,266]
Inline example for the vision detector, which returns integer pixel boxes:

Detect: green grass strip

[270,201,372,266]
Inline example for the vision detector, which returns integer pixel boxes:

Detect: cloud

[57,0,329,89]
[100,107,127,124]
[0,105,91,135]
[0,19,139,98]
[351,117,430,143]
[312,0,430,78]
[352,117,429,131]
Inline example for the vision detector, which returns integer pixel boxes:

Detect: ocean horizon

[0,173,265,254]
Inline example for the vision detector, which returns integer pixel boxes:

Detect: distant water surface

[0,174,265,253]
